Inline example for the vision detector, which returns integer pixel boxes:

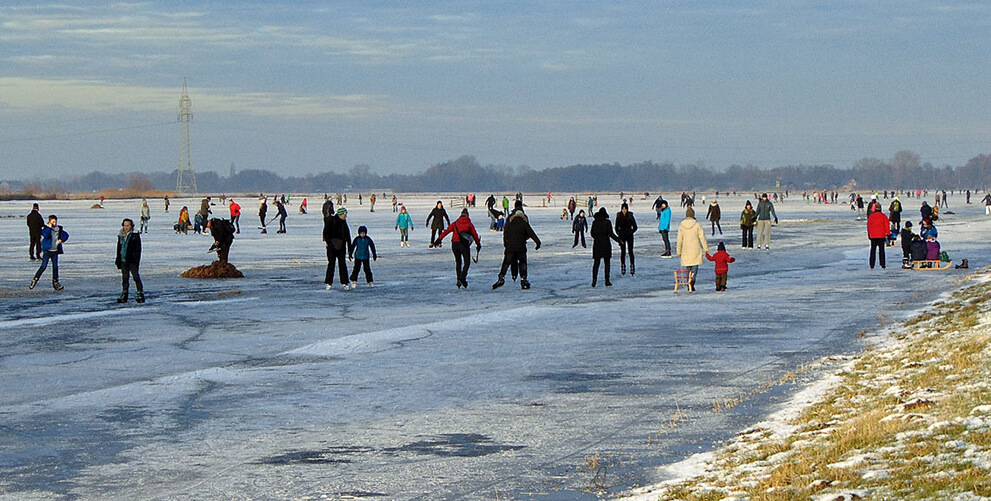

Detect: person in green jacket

[755,193,778,250]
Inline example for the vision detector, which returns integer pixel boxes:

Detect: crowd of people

[20,187,979,301]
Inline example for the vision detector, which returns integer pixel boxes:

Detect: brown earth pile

[180,261,244,279]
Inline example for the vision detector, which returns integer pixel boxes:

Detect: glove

[534,243,541,251]
[373,256,377,261]
[476,243,481,251]
[774,218,778,224]
[348,255,353,261]
[395,226,398,230]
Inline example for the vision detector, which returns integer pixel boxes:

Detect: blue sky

[1,1,989,180]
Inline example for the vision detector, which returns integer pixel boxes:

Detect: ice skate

[52,280,64,291]
[342,283,351,291]
[29,277,38,289]
[492,277,505,290]
[350,281,357,289]
[520,279,531,290]
[135,291,145,303]
[326,284,332,290]
[621,264,626,275]
[116,291,128,303]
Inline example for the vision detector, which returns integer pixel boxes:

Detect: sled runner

[911,260,952,271]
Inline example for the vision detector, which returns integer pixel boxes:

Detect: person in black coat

[323,207,353,290]
[572,209,588,248]
[115,218,144,303]
[207,218,235,264]
[492,201,541,290]
[426,201,451,248]
[900,221,914,263]
[614,203,638,275]
[909,234,928,263]
[26,203,44,260]
[590,208,620,287]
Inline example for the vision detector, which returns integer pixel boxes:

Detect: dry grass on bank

[623,272,991,501]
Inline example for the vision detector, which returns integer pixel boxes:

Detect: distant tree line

[8,151,991,195]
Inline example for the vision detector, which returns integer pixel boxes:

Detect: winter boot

[605,280,612,287]
[492,277,505,290]
[135,291,145,303]
[29,276,39,289]
[52,279,64,291]
[520,279,531,290]
[955,259,969,269]
[630,264,635,276]
[621,263,626,275]
[117,291,128,303]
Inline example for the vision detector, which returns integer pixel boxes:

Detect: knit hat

[514,200,523,210]
[461,208,469,217]
[358,225,367,234]
[596,207,608,218]
[905,221,912,228]
[336,207,348,216]
[686,207,695,219]
[621,202,628,210]
[717,241,726,251]
[400,205,406,212]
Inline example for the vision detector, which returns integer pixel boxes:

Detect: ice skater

[349,225,377,288]
[435,208,481,289]
[30,214,69,291]
[323,207,353,290]
[115,218,145,303]
[395,206,414,247]
[590,208,620,287]
[492,201,541,290]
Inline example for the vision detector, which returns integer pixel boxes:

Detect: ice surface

[0,193,985,499]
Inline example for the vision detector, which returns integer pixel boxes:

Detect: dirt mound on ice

[180,261,244,279]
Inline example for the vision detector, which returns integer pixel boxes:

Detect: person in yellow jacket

[676,206,708,293]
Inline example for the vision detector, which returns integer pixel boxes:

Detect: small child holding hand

[705,241,736,291]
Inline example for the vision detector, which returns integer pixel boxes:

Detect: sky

[1,1,989,180]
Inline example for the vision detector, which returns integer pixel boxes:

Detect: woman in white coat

[676,206,708,292]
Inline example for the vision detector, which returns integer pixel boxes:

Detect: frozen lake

[0,193,985,499]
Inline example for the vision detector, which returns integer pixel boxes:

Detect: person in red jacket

[228,199,241,234]
[434,208,481,289]
[705,242,736,291]
[867,209,891,269]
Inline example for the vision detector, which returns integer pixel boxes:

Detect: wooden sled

[674,269,693,292]
[911,260,952,270]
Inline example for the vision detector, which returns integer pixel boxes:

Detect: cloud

[0,78,389,119]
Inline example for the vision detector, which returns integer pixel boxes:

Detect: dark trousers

[29,232,42,258]
[715,273,727,291]
[619,236,634,269]
[592,255,611,285]
[659,230,671,254]
[573,231,586,247]
[453,242,472,282]
[742,226,754,248]
[711,220,722,235]
[279,215,287,232]
[869,238,886,269]
[34,251,59,281]
[350,259,373,283]
[259,214,266,228]
[498,251,527,279]
[120,262,143,292]
[325,246,349,285]
[231,215,240,233]
[217,242,231,264]
[431,228,441,244]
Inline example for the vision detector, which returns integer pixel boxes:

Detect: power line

[0,122,174,144]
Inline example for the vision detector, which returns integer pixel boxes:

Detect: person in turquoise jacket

[657,200,672,257]
[395,206,413,247]
[349,226,377,287]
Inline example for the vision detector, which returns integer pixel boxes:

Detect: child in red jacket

[705,241,736,291]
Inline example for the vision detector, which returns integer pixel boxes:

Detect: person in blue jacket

[349,225,377,287]
[31,214,69,291]
[395,206,414,247]
[657,200,672,257]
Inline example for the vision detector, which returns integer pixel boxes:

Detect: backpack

[459,231,475,245]
[939,251,949,262]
